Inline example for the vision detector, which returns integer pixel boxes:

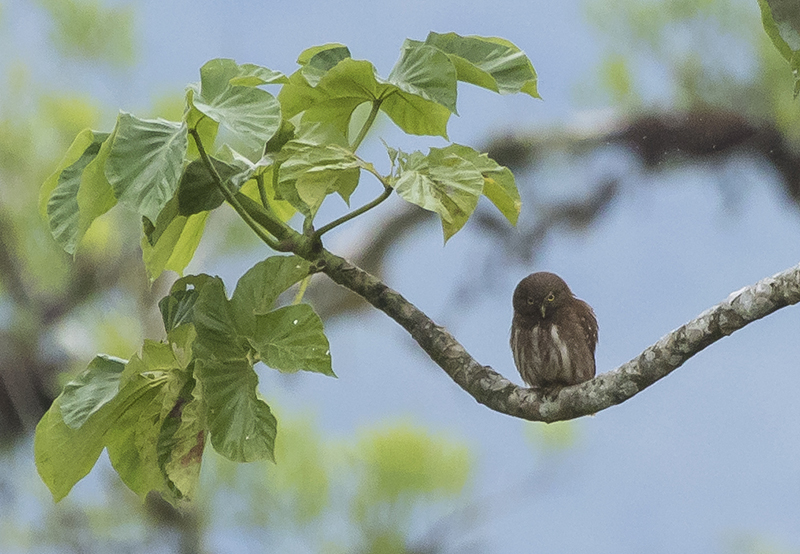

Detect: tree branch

[320,251,800,422]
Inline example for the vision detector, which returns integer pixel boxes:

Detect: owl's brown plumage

[510,272,598,395]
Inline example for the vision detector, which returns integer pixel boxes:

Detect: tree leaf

[177,156,240,216]
[195,356,277,463]
[141,198,209,281]
[424,32,540,98]
[192,58,282,159]
[45,130,109,254]
[34,355,166,502]
[279,56,452,140]
[439,144,520,225]
[59,354,126,429]
[157,378,205,501]
[299,44,352,86]
[276,140,362,216]
[251,304,334,376]
[40,128,95,218]
[105,112,188,223]
[105,339,194,502]
[388,39,458,114]
[229,63,288,87]
[393,147,485,240]
[159,288,200,333]
[77,126,118,247]
[191,275,243,358]
[231,255,312,337]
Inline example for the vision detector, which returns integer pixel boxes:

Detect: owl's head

[512,271,574,320]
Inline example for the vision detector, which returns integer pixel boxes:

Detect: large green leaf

[298,44,352,86]
[424,32,539,98]
[34,353,167,502]
[251,304,334,376]
[77,126,118,246]
[191,58,282,159]
[229,63,289,87]
[191,275,246,358]
[105,338,198,502]
[195,356,277,463]
[141,198,209,281]
[105,112,188,223]
[278,55,453,139]
[758,0,800,97]
[59,354,126,429]
[231,255,312,337]
[388,39,458,114]
[40,128,95,218]
[439,144,520,225]
[156,378,205,500]
[393,147,485,240]
[276,140,362,216]
[177,156,240,216]
[45,131,109,254]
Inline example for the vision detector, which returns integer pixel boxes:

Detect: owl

[510,272,598,396]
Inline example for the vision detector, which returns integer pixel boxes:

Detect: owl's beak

[540,303,547,319]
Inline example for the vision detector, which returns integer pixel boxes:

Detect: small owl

[510,272,598,396]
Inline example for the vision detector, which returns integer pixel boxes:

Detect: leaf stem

[314,163,394,239]
[349,99,382,152]
[256,173,270,209]
[188,128,282,250]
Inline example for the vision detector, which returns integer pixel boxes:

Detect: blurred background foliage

[1,0,799,552]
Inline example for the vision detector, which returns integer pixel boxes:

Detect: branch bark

[320,251,800,422]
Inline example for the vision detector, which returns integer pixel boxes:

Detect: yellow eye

[546,292,555,302]
[527,297,535,305]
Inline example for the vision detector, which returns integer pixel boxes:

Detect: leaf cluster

[36,32,538,504]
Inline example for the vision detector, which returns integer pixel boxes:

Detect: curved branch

[320,252,800,422]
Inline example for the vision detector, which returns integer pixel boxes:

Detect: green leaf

[229,63,288,87]
[40,129,95,218]
[393,147,485,240]
[105,339,194,502]
[105,112,188,223]
[159,288,200,333]
[439,144,520,225]
[299,44,352,86]
[276,141,362,216]
[34,356,165,502]
[279,57,452,139]
[191,275,244,357]
[157,378,205,500]
[195,356,277,463]
[46,131,109,254]
[388,39,458,114]
[177,156,240,216]
[424,32,540,98]
[60,355,126,429]
[77,126,118,246]
[251,304,334,376]
[758,0,800,97]
[141,198,209,281]
[192,59,282,159]
[231,255,312,337]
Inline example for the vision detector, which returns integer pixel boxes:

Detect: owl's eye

[527,297,535,305]
[546,292,555,302]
